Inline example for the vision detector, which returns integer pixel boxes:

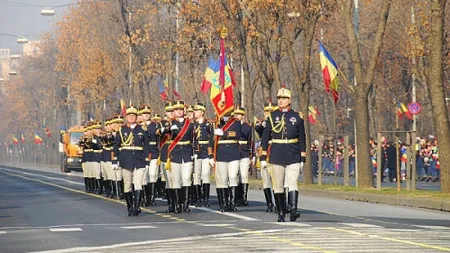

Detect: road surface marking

[327,227,450,252]
[0,231,6,234]
[199,224,232,227]
[412,225,450,230]
[339,223,381,228]
[0,168,83,185]
[120,226,157,229]
[194,207,259,221]
[267,222,312,227]
[29,229,286,253]
[49,228,82,232]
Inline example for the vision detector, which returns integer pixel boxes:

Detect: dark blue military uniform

[147,122,159,160]
[113,124,150,170]
[169,119,195,163]
[210,119,242,162]
[239,122,252,159]
[260,109,306,165]
[194,120,212,159]
[158,120,172,163]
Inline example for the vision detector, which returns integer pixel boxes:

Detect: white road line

[29,229,285,253]
[0,231,6,234]
[49,228,82,232]
[120,226,157,229]
[199,224,232,227]
[0,168,83,185]
[194,207,259,221]
[339,223,382,228]
[412,225,450,230]
[267,222,312,227]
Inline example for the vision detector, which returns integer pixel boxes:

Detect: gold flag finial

[220,27,228,39]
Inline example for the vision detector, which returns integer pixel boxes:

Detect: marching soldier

[138,104,152,206]
[260,87,306,222]
[192,102,212,207]
[90,120,104,195]
[151,113,165,199]
[166,100,195,213]
[110,115,125,199]
[234,106,252,206]
[186,105,194,120]
[141,105,159,206]
[80,123,92,193]
[100,118,116,198]
[158,101,176,213]
[112,105,150,216]
[209,110,242,212]
[255,102,275,212]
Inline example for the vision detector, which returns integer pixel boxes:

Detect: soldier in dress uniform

[90,120,104,194]
[186,105,194,120]
[151,113,165,199]
[138,104,152,206]
[254,102,275,212]
[260,87,306,222]
[209,109,242,212]
[80,123,92,193]
[234,106,252,206]
[141,105,159,206]
[110,115,125,199]
[192,102,212,207]
[157,102,176,212]
[100,118,116,198]
[112,105,150,216]
[166,100,195,213]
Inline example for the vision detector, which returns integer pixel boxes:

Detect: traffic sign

[408,102,422,115]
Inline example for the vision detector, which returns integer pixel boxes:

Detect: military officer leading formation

[78,86,306,222]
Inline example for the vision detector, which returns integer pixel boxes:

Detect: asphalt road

[1,165,450,253]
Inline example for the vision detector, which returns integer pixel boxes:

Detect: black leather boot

[166,189,175,213]
[224,187,231,211]
[217,188,224,212]
[203,184,210,207]
[84,177,89,193]
[263,188,274,212]
[97,178,103,195]
[182,186,191,212]
[149,183,156,205]
[110,180,117,198]
[118,180,124,200]
[241,183,249,206]
[195,185,202,207]
[228,187,238,211]
[144,184,150,207]
[89,178,95,193]
[124,192,133,216]
[174,189,182,214]
[275,193,286,222]
[289,191,301,221]
[133,190,142,216]
[189,184,196,205]
[285,187,290,213]
[103,180,110,197]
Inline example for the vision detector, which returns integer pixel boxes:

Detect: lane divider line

[49,228,82,232]
[327,227,450,252]
[194,207,259,221]
[120,226,157,229]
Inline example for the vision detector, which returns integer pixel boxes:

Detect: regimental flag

[209,56,235,118]
[21,134,25,143]
[200,57,220,93]
[308,105,321,125]
[319,42,339,104]
[396,102,413,119]
[120,99,126,116]
[12,136,19,144]
[34,132,43,144]
[157,77,168,101]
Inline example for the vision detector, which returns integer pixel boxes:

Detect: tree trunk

[427,0,449,193]
[341,0,392,188]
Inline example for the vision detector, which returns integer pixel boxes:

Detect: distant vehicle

[59,126,84,173]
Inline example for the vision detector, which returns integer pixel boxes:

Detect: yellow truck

[59,126,84,173]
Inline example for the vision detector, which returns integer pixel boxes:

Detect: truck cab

[60,126,84,173]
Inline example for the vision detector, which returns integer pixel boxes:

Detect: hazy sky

[0,0,74,53]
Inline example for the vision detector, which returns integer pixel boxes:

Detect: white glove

[191,154,198,160]
[170,124,179,131]
[92,139,98,144]
[209,158,216,168]
[252,157,256,165]
[112,164,119,170]
[260,161,267,170]
[146,165,150,170]
[214,128,224,136]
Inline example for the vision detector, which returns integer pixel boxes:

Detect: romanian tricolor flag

[308,105,321,125]
[396,102,413,119]
[12,136,19,144]
[120,99,126,116]
[34,132,43,144]
[319,42,339,104]
[200,57,220,94]
[210,57,235,118]
[157,78,168,101]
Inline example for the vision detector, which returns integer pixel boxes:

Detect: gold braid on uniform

[119,127,134,146]
[268,114,285,134]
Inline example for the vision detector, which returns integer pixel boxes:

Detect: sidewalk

[2,162,449,212]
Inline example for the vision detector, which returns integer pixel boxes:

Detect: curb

[247,181,450,212]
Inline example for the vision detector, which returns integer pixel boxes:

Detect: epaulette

[141,124,147,131]
[299,112,304,119]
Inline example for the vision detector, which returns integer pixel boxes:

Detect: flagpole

[395,103,400,191]
[333,97,338,185]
